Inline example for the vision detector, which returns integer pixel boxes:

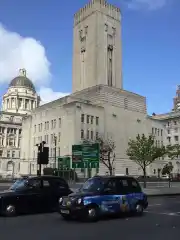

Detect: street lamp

[54,135,57,168]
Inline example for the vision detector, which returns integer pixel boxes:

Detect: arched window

[7,161,14,172]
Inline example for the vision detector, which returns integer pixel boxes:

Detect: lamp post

[54,135,57,169]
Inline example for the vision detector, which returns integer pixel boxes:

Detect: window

[175,128,178,133]
[168,129,170,134]
[157,129,159,136]
[38,124,40,132]
[58,132,61,142]
[87,130,89,139]
[7,150,10,158]
[12,151,15,158]
[175,136,179,142]
[96,132,99,140]
[91,131,93,140]
[152,128,154,134]
[29,179,41,189]
[47,121,49,130]
[45,122,47,130]
[59,118,61,127]
[126,168,129,175]
[161,129,163,136]
[58,147,60,156]
[91,116,93,124]
[167,137,171,143]
[81,114,84,123]
[81,130,84,139]
[96,117,99,125]
[174,121,177,125]
[54,119,56,128]
[0,150,2,157]
[87,115,90,124]
[51,134,54,144]
[51,120,53,129]
[43,180,50,187]
[168,122,170,126]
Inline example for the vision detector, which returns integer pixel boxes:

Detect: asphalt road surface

[0,196,180,240]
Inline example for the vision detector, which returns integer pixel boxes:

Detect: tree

[162,162,173,176]
[83,135,116,175]
[126,134,166,188]
[162,162,173,187]
[166,144,180,159]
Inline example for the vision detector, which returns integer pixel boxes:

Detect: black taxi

[58,175,148,221]
[0,175,72,216]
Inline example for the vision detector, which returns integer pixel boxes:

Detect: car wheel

[86,206,99,222]
[135,203,144,216]
[4,205,16,217]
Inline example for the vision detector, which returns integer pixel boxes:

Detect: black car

[58,175,148,222]
[0,175,72,217]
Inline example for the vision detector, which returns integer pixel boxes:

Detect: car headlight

[59,197,63,203]
[77,198,82,204]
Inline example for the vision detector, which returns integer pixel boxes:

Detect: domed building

[0,69,40,178]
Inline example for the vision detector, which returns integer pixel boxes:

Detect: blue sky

[0,0,179,114]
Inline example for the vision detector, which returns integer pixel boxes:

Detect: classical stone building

[0,69,40,177]
[20,0,179,177]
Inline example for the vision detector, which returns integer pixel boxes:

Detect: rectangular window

[96,117,99,125]
[87,115,90,124]
[59,118,61,127]
[168,129,170,134]
[175,136,179,142]
[81,114,84,123]
[0,150,3,157]
[51,134,54,144]
[91,116,93,124]
[174,121,177,125]
[58,147,60,157]
[54,119,56,128]
[51,120,53,129]
[96,132,99,140]
[87,130,89,139]
[7,150,10,158]
[175,128,178,133]
[91,131,93,140]
[47,121,49,130]
[152,128,154,134]
[58,132,61,142]
[81,130,84,139]
[12,151,15,158]
[161,129,163,136]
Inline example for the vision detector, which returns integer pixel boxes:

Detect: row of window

[34,133,61,145]
[0,137,21,147]
[167,136,179,143]
[167,128,179,134]
[167,120,178,126]
[0,127,22,135]
[34,118,62,133]
[0,149,20,158]
[34,147,60,158]
[81,114,99,125]
[81,129,99,140]
[152,128,163,137]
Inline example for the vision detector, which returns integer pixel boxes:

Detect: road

[0,196,180,240]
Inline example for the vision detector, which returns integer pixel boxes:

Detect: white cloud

[38,87,70,105]
[0,23,51,85]
[125,0,168,10]
[0,23,69,104]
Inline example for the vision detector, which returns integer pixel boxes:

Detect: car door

[100,179,120,214]
[116,178,130,213]
[27,178,43,213]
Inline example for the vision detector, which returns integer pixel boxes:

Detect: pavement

[0,196,180,240]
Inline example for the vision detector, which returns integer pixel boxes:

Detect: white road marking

[145,211,180,217]
[148,204,162,207]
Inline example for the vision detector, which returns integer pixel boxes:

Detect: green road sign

[72,143,100,168]
[58,157,71,169]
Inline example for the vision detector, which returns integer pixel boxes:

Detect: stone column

[16,129,19,148]
[4,128,7,147]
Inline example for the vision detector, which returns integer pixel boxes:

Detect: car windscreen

[9,178,28,190]
[80,178,105,193]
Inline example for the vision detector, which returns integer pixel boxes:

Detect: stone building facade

[19,0,180,177]
[0,69,40,177]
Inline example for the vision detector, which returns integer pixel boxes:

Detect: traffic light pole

[36,141,46,176]
[54,135,57,169]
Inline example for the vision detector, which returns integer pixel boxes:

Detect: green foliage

[162,162,173,176]
[166,144,180,159]
[126,134,166,171]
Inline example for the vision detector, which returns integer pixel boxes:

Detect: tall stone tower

[72,0,123,93]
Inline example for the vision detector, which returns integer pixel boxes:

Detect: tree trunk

[109,166,113,175]
[107,152,113,175]
[143,167,147,188]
